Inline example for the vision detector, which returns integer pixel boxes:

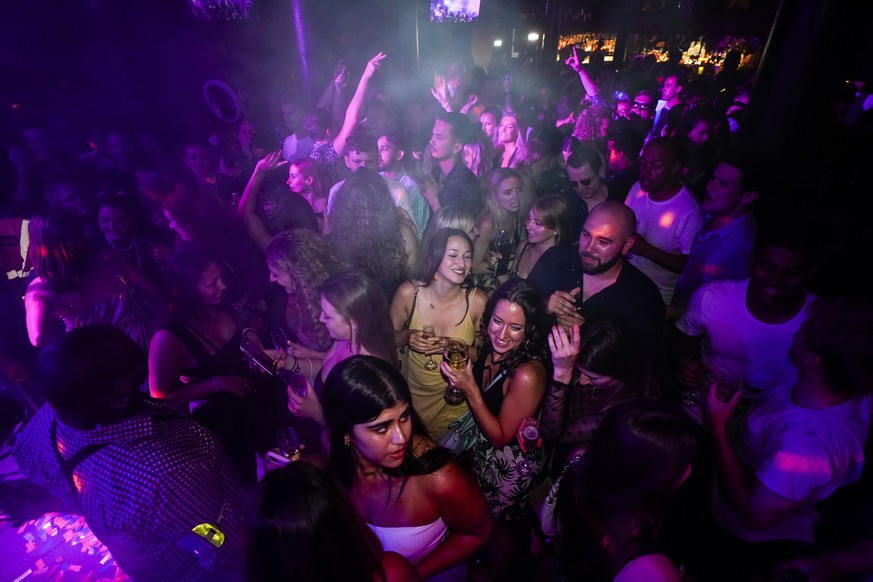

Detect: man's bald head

[587,200,636,242]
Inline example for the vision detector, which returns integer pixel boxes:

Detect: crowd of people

[2,41,872,582]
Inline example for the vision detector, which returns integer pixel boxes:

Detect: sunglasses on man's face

[572,176,597,188]
[632,101,652,111]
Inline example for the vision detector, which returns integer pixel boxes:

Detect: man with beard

[542,201,665,355]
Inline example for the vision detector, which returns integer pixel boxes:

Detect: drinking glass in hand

[421,323,439,371]
[443,338,469,405]
[516,423,541,476]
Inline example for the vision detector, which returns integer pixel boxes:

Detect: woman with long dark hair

[390,228,486,440]
[556,399,698,581]
[321,355,492,581]
[148,247,287,485]
[439,277,550,579]
[247,461,420,582]
[283,271,399,453]
[541,316,659,473]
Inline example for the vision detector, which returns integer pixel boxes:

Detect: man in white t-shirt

[625,136,703,306]
[701,295,872,573]
[671,223,819,399]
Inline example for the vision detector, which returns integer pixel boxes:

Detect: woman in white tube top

[321,355,493,581]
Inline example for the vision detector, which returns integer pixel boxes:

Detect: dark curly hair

[327,169,409,299]
[479,277,550,376]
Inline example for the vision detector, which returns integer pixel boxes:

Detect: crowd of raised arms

[2,45,873,582]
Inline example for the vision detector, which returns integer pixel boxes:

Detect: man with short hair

[377,130,430,238]
[561,145,609,243]
[669,150,761,319]
[423,112,485,216]
[280,101,314,162]
[650,68,686,139]
[12,325,247,582]
[325,132,415,232]
[543,201,666,355]
[625,136,704,306]
[671,221,819,399]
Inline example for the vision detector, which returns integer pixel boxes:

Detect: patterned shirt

[13,399,247,582]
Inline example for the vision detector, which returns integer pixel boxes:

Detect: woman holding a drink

[390,228,487,440]
[439,278,550,579]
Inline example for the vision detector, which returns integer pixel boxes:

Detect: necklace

[105,237,143,271]
[428,287,461,310]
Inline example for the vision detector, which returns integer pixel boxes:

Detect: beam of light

[291,0,310,98]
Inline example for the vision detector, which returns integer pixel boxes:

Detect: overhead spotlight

[528,33,539,42]
[494,39,503,47]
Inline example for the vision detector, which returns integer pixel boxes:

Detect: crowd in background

[2,42,872,582]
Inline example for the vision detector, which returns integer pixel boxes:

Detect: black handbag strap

[403,281,419,331]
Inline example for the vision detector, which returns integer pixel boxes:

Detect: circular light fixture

[528,33,539,42]
[493,39,503,47]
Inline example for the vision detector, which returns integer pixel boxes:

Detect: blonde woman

[470,168,533,293]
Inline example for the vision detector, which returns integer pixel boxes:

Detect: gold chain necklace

[428,287,461,310]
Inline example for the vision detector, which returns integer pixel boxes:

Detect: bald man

[544,201,665,355]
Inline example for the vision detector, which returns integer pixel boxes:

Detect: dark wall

[0,0,416,145]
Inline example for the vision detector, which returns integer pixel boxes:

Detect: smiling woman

[390,228,487,440]
[439,277,550,579]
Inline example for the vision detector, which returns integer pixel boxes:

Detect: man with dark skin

[670,224,819,398]
[624,137,703,305]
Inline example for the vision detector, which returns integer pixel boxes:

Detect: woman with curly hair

[571,102,613,156]
[470,167,534,293]
[327,169,413,300]
[265,229,347,360]
[439,277,550,579]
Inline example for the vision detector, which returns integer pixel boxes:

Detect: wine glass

[516,423,540,477]
[275,427,301,462]
[421,323,439,371]
[271,329,291,353]
[443,338,469,405]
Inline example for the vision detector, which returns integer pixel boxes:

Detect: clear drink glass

[443,338,469,405]
[421,323,439,371]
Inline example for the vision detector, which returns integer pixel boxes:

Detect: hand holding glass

[443,338,469,405]
[421,324,439,371]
